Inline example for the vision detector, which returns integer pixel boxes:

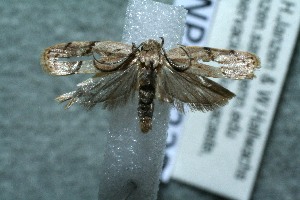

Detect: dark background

[1,0,299,199]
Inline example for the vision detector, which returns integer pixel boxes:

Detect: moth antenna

[131,42,143,53]
[162,45,191,72]
[92,47,137,72]
[179,45,192,66]
[159,37,164,47]
[92,51,103,64]
[131,42,137,51]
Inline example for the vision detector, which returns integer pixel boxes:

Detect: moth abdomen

[139,85,155,104]
[137,67,156,133]
[138,101,154,133]
[138,85,155,133]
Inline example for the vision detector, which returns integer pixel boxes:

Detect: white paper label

[171,0,300,200]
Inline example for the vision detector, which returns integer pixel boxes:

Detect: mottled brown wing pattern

[167,46,260,79]
[41,41,138,110]
[41,41,132,75]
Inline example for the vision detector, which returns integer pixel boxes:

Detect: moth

[41,38,260,133]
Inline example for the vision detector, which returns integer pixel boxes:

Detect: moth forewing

[40,41,133,76]
[219,50,260,79]
[41,42,98,75]
[167,46,260,80]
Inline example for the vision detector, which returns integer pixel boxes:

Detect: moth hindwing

[41,38,260,133]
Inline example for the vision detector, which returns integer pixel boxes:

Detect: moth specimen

[41,38,260,133]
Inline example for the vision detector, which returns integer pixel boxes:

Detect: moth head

[141,39,162,52]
